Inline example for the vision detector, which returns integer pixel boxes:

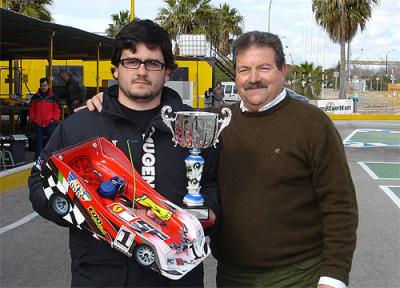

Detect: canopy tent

[1,8,115,94]
[0,8,114,60]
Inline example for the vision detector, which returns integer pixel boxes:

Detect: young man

[28,77,60,159]
[211,31,358,288]
[29,19,219,288]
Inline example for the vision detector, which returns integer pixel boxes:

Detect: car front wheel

[134,244,155,267]
[50,194,70,217]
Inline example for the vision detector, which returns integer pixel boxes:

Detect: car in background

[221,81,239,102]
[285,87,309,102]
[221,82,309,103]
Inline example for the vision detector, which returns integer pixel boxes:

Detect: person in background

[211,31,358,288]
[60,70,86,115]
[28,77,60,159]
[204,87,214,108]
[29,19,219,288]
[213,81,224,108]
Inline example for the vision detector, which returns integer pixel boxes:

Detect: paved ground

[1,120,399,288]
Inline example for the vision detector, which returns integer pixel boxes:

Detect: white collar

[240,89,287,112]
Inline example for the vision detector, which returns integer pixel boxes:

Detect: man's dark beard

[244,81,268,91]
[119,79,162,103]
[127,92,158,102]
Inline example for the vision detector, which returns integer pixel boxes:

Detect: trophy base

[183,205,209,220]
[182,193,204,207]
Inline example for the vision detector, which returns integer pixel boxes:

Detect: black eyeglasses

[119,58,165,71]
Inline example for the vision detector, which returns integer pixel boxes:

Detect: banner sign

[317,99,354,114]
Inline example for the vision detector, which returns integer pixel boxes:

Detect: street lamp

[385,48,396,82]
[268,0,272,32]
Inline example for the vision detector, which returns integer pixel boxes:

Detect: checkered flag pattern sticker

[41,159,85,228]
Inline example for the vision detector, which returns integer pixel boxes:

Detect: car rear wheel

[50,194,70,216]
[134,244,155,267]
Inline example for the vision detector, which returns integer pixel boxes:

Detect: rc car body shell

[41,137,210,280]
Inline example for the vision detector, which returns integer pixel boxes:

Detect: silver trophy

[161,106,231,219]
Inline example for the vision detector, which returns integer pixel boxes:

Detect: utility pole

[268,0,272,32]
[385,49,396,83]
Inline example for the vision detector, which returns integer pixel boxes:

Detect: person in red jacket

[29,77,60,159]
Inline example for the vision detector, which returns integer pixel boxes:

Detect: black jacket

[28,86,220,287]
[65,77,85,106]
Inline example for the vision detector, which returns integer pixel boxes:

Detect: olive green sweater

[211,96,358,284]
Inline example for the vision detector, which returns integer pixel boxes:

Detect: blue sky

[50,0,400,69]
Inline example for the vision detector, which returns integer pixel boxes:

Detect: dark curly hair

[111,19,177,71]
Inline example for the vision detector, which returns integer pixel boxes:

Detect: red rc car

[41,137,210,280]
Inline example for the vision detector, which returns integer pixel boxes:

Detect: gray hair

[232,31,286,71]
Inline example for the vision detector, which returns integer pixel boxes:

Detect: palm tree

[213,3,244,53]
[312,0,380,99]
[290,62,323,99]
[156,0,244,55]
[106,10,130,38]
[2,0,53,21]
[156,0,214,52]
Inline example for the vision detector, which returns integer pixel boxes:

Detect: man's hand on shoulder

[87,92,104,112]
[74,92,104,113]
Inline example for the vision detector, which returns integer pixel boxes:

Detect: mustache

[131,77,151,85]
[244,81,268,91]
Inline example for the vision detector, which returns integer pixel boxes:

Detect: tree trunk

[339,40,347,99]
[346,41,351,97]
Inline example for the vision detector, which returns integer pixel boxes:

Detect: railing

[177,35,234,81]
[210,44,234,81]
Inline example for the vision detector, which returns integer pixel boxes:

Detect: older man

[211,31,358,288]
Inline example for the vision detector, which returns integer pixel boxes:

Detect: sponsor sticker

[108,203,136,222]
[67,171,91,201]
[35,156,44,170]
[87,206,107,235]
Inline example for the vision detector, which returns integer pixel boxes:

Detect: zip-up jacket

[29,89,60,127]
[28,86,220,287]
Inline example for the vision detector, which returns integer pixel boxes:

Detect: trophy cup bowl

[161,106,231,221]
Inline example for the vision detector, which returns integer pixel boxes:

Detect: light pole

[376,77,379,91]
[385,49,396,82]
[268,0,272,32]
[359,48,363,80]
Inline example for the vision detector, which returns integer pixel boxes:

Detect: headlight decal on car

[131,219,169,241]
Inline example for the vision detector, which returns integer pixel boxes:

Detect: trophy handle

[161,105,178,146]
[213,107,232,147]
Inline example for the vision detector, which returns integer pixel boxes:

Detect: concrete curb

[328,114,400,120]
[0,162,34,194]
